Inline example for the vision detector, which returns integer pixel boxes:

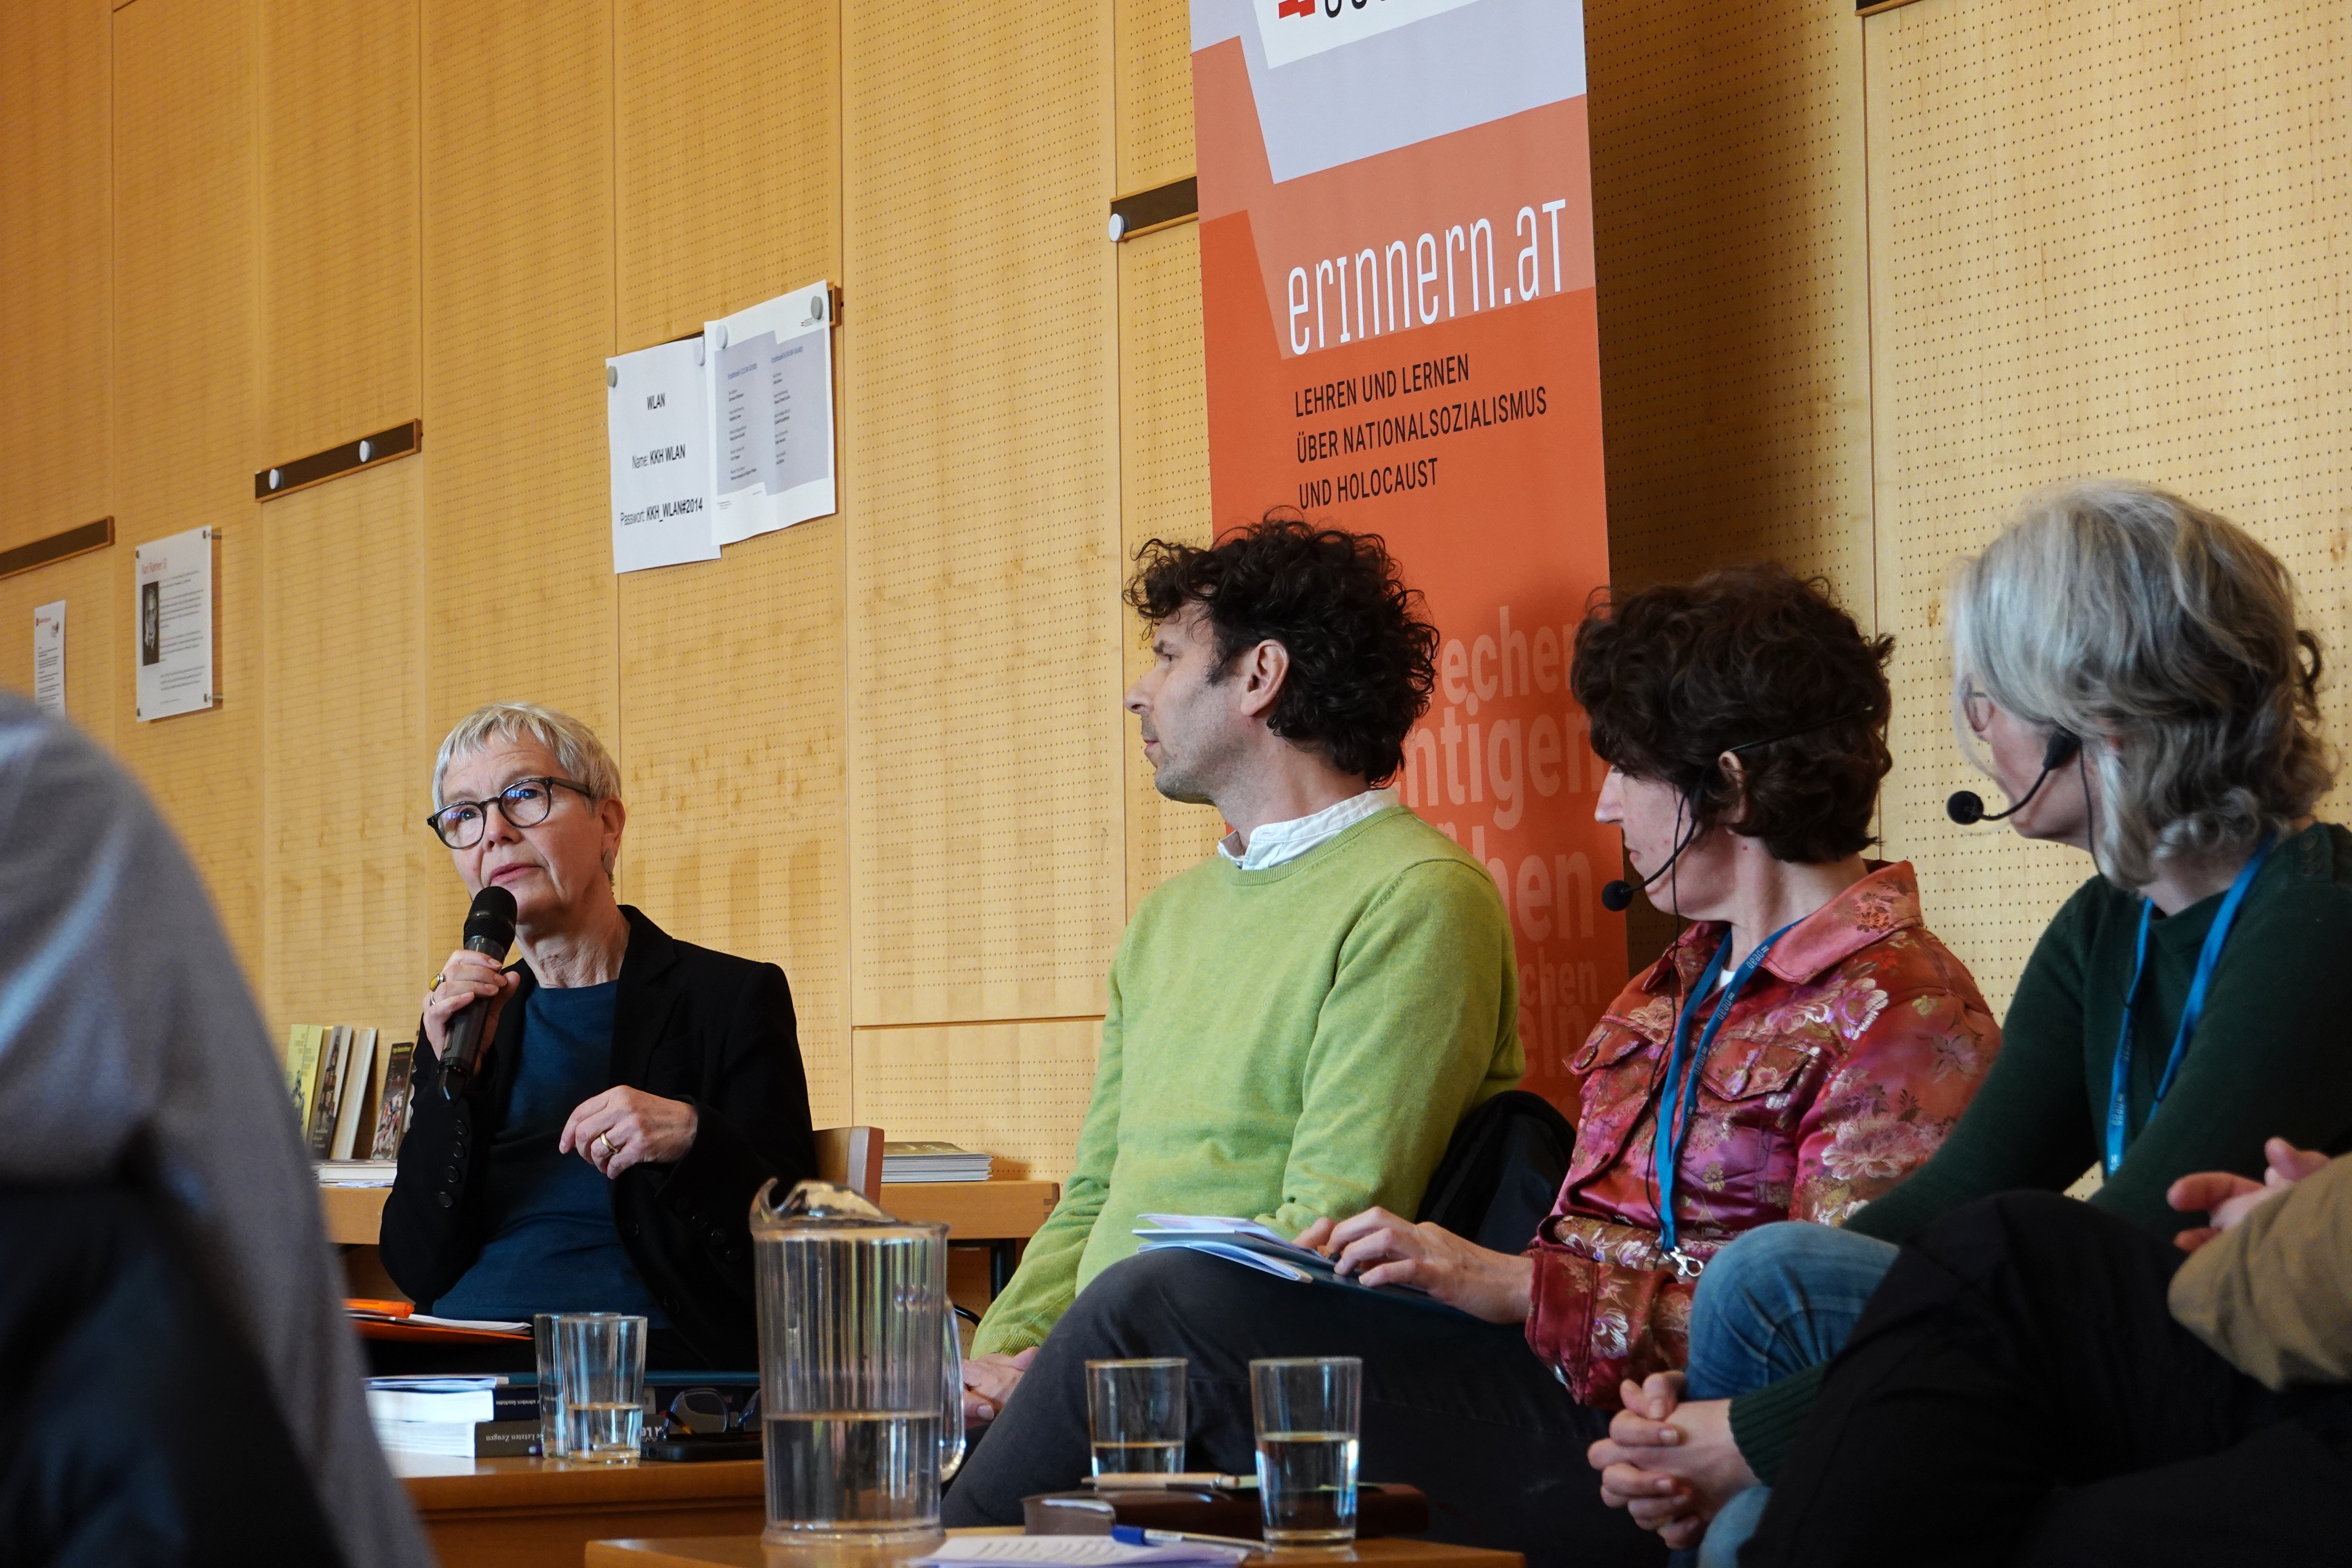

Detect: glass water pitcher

[751,1178,967,1545]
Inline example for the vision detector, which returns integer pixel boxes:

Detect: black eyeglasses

[425,777,593,849]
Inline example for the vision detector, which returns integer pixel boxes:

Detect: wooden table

[588,1535,1524,1568]
[389,1450,764,1568]
[326,1178,1059,1295]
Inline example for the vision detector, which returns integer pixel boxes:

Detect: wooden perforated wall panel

[1865,0,2352,1012]
[1586,0,1873,605]
[260,0,417,461]
[842,2,1124,1034]
[0,0,110,559]
[420,0,615,740]
[1117,0,1193,196]
[613,0,850,1124]
[252,0,429,1045]
[615,0,838,352]
[852,1021,1106,1183]
[112,0,265,978]
[1118,223,1222,913]
[260,460,437,1039]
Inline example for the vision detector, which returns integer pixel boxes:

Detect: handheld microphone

[439,884,519,1100]
[1947,729,2082,826]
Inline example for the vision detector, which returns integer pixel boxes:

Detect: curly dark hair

[1125,514,1439,783]
[1569,563,1893,864]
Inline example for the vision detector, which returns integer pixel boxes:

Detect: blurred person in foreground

[0,693,431,1568]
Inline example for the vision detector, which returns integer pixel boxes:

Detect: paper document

[915,1535,1248,1567]
[1133,1214,1462,1316]
[608,335,721,573]
[32,600,64,716]
[704,282,836,544]
[133,528,214,722]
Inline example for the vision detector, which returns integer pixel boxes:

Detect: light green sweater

[972,805,1523,1355]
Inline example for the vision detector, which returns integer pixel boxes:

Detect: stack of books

[285,1026,418,1165]
[366,1376,540,1457]
[881,1140,993,1183]
[316,1159,399,1187]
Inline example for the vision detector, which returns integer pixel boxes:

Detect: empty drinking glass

[1249,1357,1361,1546]
[1086,1358,1187,1479]
[555,1313,647,1464]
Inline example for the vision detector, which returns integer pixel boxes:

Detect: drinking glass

[1249,1357,1361,1546]
[533,1313,566,1457]
[555,1313,647,1464]
[1085,1358,1187,1479]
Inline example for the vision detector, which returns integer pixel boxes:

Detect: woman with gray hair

[380,702,815,1369]
[1586,480,2352,1561]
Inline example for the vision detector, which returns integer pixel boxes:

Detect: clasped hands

[1588,1137,2335,1550]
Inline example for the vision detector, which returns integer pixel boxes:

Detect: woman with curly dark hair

[948,560,2001,1568]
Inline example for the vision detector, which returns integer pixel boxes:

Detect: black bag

[1414,1089,1576,1254]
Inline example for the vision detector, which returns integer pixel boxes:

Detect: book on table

[369,1039,417,1160]
[330,1027,378,1160]
[881,1139,994,1183]
[364,1374,540,1457]
[284,1024,325,1129]
[305,1026,349,1159]
[315,1158,398,1186]
[1131,1215,1466,1316]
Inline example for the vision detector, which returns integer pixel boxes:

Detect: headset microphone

[1947,728,2082,826]
[1602,826,1698,912]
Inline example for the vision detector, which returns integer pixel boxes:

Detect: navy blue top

[429,980,667,1325]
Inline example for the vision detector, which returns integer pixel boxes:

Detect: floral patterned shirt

[1524,862,2000,1408]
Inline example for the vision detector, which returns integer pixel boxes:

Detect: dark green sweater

[1731,823,2352,1478]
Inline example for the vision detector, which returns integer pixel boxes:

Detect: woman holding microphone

[380,702,815,1370]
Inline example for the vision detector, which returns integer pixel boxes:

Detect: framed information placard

[134,526,214,722]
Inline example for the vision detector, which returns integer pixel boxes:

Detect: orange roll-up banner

[1189,0,1622,1101]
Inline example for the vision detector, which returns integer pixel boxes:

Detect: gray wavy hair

[1949,479,2329,888]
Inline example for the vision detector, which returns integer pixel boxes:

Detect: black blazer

[381,906,816,1366]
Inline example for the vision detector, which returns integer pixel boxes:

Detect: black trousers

[943,1250,1663,1568]
[1744,1191,2352,1568]
[0,1184,344,1568]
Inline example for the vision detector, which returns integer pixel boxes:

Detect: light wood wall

[0,0,1221,1177]
[1585,0,2352,1013]
[6,0,2347,1146]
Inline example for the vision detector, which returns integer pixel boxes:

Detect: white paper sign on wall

[134,527,214,722]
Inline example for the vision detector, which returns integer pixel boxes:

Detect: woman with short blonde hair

[380,701,816,1369]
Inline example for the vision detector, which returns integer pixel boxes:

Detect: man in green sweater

[956,516,1523,1425]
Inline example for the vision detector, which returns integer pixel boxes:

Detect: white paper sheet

[133,527,214,722]
[31,600,64,717]
[704,281,836,545]
[608,335,721,574]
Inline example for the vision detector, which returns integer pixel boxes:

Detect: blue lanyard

[1656,921,1798,1261]
[2104,833,2274,1177]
